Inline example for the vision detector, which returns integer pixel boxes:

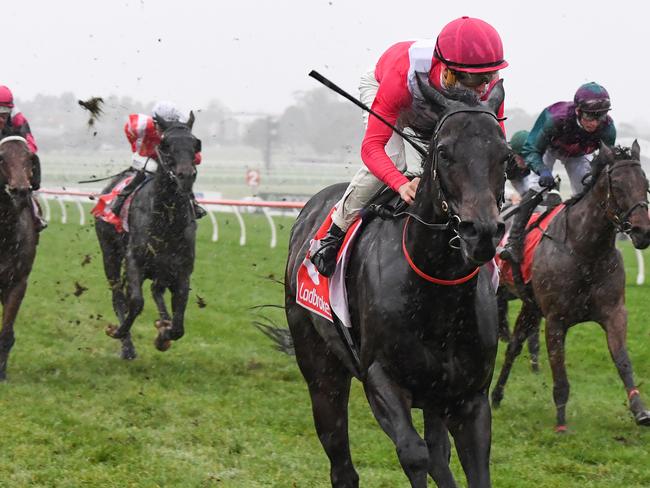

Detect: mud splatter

[73,282,88,297]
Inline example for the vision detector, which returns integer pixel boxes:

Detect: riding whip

[308,70,427,158]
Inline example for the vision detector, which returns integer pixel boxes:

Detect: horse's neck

[564,175,617,259]
[150,173,191,234]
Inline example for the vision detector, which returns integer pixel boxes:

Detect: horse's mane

[401,88,484,169]
[565,145,633,206]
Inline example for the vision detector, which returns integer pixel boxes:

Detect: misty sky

[6,0,649,129]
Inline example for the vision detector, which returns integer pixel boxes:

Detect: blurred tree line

[15,87,364,159]
[15,89,647,158]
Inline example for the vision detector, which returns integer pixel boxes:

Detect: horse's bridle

[406,106,506,248]
[154,125,198,192]
[599,161,649,233]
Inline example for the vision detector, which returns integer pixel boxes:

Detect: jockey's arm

[11,113,38,153]
[360,76,411,193]
[522,108,555,174]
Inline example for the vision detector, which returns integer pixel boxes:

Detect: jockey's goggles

[0,106,11,114]
[453,70,497,88]
[580,110,609,121]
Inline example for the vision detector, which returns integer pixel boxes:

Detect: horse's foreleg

[106,261,144,340]
[600,306,650,426]
[364,362,428,488]
[289,308,358,488]
[448,394,492,488]
[526,323,541,373]
[0,279,28,380]
[546,320,569,431]
[423,409,458,488]
[496,291,510,343]
[154,277,189,351]
[491,301,542,407]
[151,282,171,322]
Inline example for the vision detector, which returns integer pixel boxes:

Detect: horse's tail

[252,305,294,355]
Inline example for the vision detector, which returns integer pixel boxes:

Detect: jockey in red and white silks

[332,20,507,232]
[124,113,162,172]
[310,16,509,278]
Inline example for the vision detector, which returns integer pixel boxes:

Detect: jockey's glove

[538,169,555,188]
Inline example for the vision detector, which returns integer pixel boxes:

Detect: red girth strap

[402,216,479,285]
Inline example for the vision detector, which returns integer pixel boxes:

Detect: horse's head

[154,111,201,194]
[410,73,509,264]
[590,141,650,249]
[0,136,35,208]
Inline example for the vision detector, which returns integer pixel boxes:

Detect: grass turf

[0,209,648,487]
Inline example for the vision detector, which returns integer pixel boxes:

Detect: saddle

[91,172,152,233]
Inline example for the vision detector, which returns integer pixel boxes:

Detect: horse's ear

[592,141,614,175]
[154,115,170,132]
[415,71,448,111]
[187,111,195,130]
[631,139,641,161]
[484,79,505,115]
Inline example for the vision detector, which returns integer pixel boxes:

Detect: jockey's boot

[191,194,207,219]
[310,222,346,277]
[30,153,41,191]
[105,170,146,224]
[30,195,47,232]
[500,189,543,264]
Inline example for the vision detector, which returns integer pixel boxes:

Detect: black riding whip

[308,70,427,158]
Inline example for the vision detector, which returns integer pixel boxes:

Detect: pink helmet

[434,16,508,73]
[0,85,14,109]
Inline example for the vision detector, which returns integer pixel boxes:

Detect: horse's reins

[400,107,505,285]
[599,161,649,233]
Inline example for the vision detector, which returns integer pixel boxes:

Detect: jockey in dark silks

[310,16,509,277]
[104,101,206,227]
[500,82,616,263]
[0,85,46,231]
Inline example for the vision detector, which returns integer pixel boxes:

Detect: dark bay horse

[491,142,650,430]
[96,114,200,359]
[0,136,38,379]
[285,76,509,488]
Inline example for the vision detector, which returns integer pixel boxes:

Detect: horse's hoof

[155,319,172,330]
[154,338,172,352]
[105,325,123,338]
[554,424,568,433]
[634,410,650,426]
[120,349,137,361]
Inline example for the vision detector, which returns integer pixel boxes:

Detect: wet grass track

[0,212,648,487]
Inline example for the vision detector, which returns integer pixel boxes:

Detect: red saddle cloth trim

[296,208,362,322]
[91,175,135,233]
[497,204,566,285]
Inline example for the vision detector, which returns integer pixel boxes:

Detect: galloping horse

[285,76,509,488]
[491,142,650,430]
[0,136,38,380]
[96,114,200,359]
